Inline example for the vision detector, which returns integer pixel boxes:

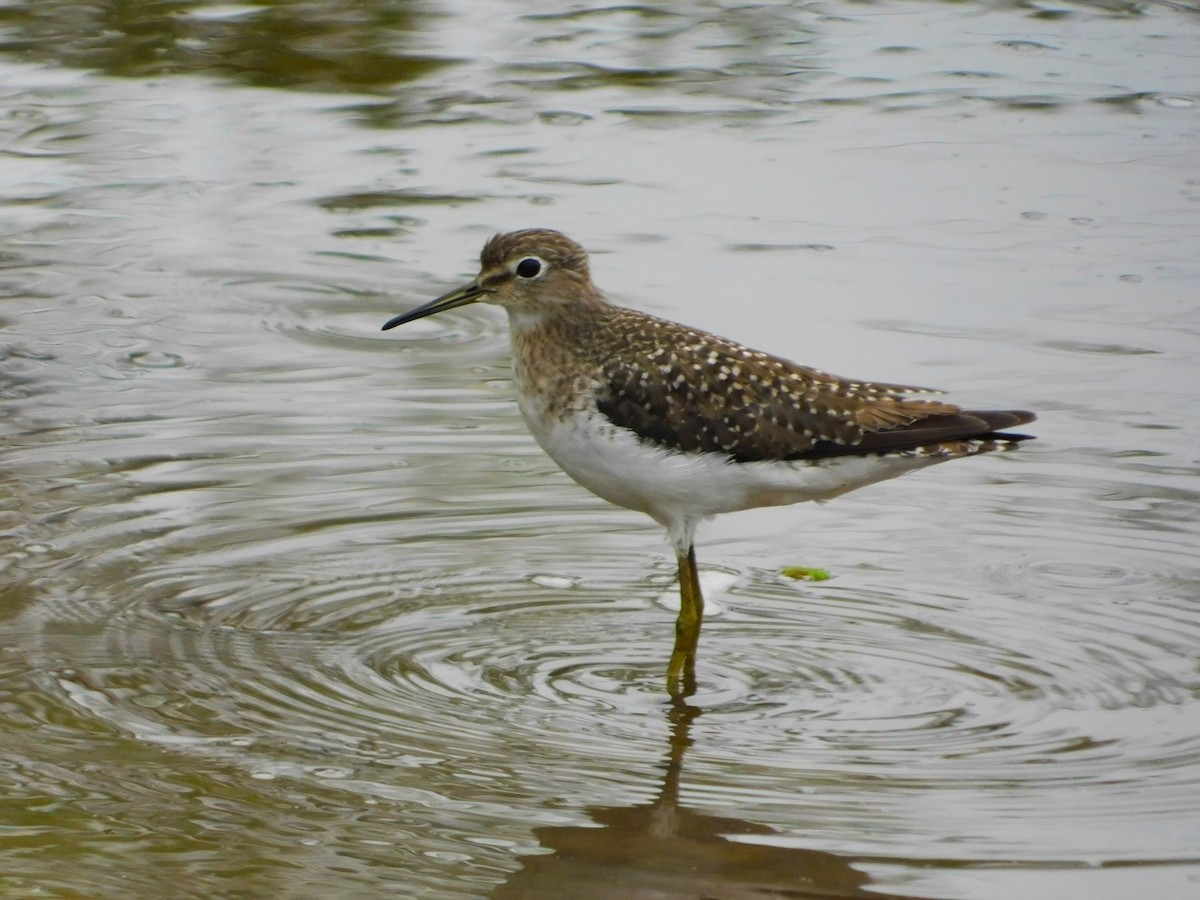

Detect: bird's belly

[520,408,950,528]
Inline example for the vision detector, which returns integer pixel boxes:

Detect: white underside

[519,402,958,551]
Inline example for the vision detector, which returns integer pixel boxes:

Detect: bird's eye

[515,257,543,278]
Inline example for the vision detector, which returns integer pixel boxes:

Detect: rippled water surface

[3,1,1199,897]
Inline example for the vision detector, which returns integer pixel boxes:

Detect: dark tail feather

[800,409,1037,459]
[966,409,1037,431]
[966,409,1037,444]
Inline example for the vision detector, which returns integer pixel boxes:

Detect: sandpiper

[383,229,1035,697]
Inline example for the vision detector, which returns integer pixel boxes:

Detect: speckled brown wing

[592,311,1031,462]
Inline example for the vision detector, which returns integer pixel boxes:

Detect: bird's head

[382,229,601,331]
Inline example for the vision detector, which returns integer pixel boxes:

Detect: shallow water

[2,1,1199,897]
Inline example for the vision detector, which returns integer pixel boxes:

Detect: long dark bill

[381,281,487,331]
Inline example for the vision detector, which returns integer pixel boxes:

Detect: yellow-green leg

[666,545,704,699]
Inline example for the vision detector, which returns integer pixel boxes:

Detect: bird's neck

[506,302,619,423]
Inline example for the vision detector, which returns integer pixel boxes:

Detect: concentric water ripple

[12,485,1198,867]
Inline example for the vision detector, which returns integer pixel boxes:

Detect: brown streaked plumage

[383,228,1036,697]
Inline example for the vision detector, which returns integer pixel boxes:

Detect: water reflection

[497,698,918,900]
[0,0,447,92]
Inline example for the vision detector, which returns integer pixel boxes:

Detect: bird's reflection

[495,698,919,899]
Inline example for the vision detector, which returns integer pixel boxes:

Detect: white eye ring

[514,256,546,279]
